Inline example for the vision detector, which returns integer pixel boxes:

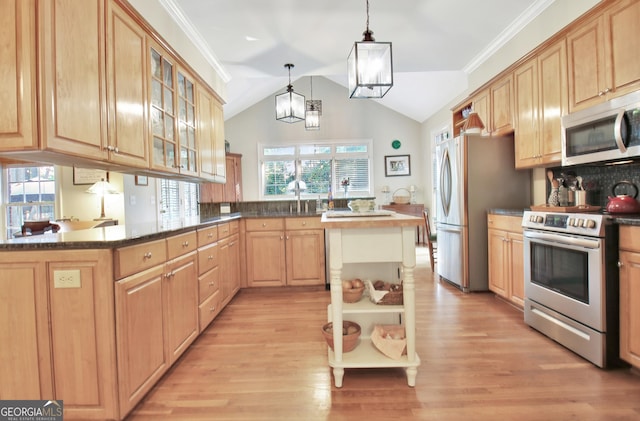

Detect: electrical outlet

[54,269,81,288]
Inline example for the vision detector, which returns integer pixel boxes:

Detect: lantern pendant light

[275,63,305,123]
[305,76,321,130]
[348,0,393,98]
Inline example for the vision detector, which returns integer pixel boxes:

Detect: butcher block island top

[321,211,422,229]
[321,211,421,388]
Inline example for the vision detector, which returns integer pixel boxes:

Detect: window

[159,179,199,230]
[5,166,56,238]
[259,140,372,199]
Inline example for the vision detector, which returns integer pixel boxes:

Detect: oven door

[523,229,605,331]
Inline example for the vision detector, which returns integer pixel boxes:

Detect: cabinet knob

[143,252,152,259]
[302,221,306,226]
[182,241,189,247]
[618,261,623,268]
[208,255,214,260]
[209,306,216,313]
[262,223,267,227]
[209,281,215,287]
[207,233,213,238]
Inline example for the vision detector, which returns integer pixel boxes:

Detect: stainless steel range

[522,210,621,368]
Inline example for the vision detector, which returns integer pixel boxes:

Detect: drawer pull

[207,233,213,238]
[209,306,216,313]
[143,252,152,259]
[209,281,215,287]
[182,241,189,247]
[208,255,214,260]
[302,221,306,226]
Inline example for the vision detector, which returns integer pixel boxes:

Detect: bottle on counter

[328,186,334,210]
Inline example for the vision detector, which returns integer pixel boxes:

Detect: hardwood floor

[127,246,640,420]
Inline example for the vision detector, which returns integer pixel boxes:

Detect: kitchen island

[321,211,422,387]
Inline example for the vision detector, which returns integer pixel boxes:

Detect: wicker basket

[343,286,365,303]
[322,321,361,352]
[369,280,404,305]
[392,188,411,204]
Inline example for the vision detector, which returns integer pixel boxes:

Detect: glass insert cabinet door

[150,45,178,172]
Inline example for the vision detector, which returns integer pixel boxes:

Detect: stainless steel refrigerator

[435,134,531,292]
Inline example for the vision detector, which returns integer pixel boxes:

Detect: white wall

[224,76,425,206]
[420,0,600,207]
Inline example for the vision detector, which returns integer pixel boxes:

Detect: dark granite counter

[487,208,527,217]
[610,215,640,226]
[0,210,328,250]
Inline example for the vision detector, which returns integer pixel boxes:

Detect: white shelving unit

[321,213,421,387]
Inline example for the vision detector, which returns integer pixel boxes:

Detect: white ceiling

[165,0,555,123]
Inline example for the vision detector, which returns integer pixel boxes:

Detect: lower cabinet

[0,250,118,420]
[619,225,640,369]
[114,235,198,419]
[245,217,325,287]
[487,214,525,307]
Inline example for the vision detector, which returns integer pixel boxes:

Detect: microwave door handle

[614,108,628,153]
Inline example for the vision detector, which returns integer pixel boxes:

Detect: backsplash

[548,161,640,209]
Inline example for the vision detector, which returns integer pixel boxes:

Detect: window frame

[258,139,373,200]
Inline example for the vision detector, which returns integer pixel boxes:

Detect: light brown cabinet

[487,214,525,307]
[197,225,221,331]
[514,39,567,168]
[0,250,118,420]
[0,0,37,151]
[490,74,514,135]
[567,0,640,112]
[200,153,243,203]
[196,86,226,182]
[114,232,198,418]
[106,0,149,168]
[471,89,490,136]
[245,217,325,287]
[218,221,241,304]
[39,0,108,160]
[619,225,640,369]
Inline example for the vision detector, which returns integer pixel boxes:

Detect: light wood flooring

[127,246,640,420]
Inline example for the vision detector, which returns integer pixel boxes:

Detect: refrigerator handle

[439,148,451,217]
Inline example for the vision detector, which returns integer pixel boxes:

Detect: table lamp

[86,178,119,220]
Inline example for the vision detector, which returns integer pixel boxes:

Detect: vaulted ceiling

[166,0,554,122]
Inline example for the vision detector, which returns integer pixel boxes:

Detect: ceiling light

[275,63,305,123]
[348,0,393,99]
[305,76,322,131]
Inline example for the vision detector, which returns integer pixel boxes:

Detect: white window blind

[160,179,181,229]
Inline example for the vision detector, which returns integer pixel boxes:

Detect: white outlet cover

[54,269,81,288]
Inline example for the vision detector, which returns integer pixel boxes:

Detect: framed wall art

[384,155,411,177]
[73,167,108,185]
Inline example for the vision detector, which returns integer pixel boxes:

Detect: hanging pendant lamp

[305,76,322,131]
[275,63,305,123]
[348,0,393,99]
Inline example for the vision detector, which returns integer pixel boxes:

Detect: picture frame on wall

[384,155,411,177]
[135,175,148,186]
[73,167,108,185]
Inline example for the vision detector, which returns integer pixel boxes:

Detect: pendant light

[348,0,393,98]
[305,76,322,131]
[275,63,305,123]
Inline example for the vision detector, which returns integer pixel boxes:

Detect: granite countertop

[487,208,527,217]
[0,211,328,250]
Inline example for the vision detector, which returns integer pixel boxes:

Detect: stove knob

[568,217,576,226]
[576,218,584,227]
[585,219,596,229]
[536,216,544,223]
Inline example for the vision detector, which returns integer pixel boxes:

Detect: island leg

[332,367,344,388]
[406,366,417,387]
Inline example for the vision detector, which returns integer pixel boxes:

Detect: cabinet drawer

[198,242,219,275]
[487,214,523,233]
[198,266,219,303]
[285,217,322,230]
[228,220,239,235]
[167,231,198,260]
[199,289,221,332]
[218,222,231,238]
[197,225,218,247]
[245,218,284,232]
[620,226,640,252]
[114,239,167,279]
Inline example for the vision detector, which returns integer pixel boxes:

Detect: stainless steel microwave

[562,90,640,166]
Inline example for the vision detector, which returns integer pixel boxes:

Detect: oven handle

[523,230,600,249]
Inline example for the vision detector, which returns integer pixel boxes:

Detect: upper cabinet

[196,84,226,183]
[514,39,567,168]
[39,0,108,160]
[0,0,225,183]
[567,0,640,112]
[106,0,149,168]
[0,0,37,151]
[490,74,514,136]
